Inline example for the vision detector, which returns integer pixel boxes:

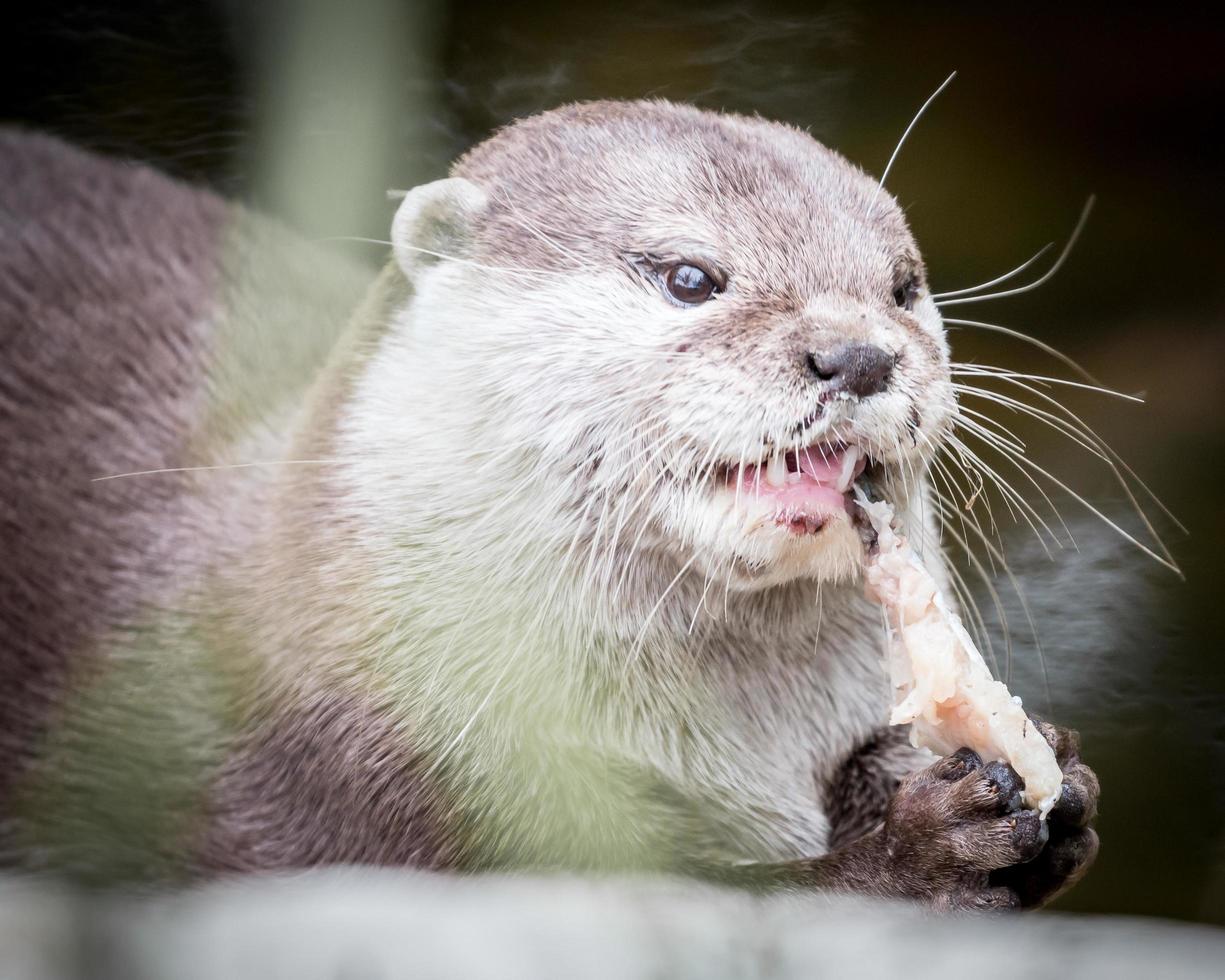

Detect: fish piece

[857,492,1063,817]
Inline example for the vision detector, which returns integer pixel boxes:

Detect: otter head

[382,100,955,598]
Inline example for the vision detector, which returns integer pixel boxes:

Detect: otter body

[0,104,1098,905]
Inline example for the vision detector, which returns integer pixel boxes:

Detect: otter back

[0,131,372,873]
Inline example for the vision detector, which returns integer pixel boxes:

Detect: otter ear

[390,177,488,280]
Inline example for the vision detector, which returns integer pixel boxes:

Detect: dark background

[3,0,1222,924]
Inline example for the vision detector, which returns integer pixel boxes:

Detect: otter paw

[879,748,1046,910]
[1034,719,1100,829]
[990,721,1100,907]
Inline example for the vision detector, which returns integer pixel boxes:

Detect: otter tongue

[739,444,864,515]
[796,445,853,484]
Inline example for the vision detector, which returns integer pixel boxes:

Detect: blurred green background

[3,0,1222,923]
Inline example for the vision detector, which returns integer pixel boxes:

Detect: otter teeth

[765,454,788,488]
[722,442,868,503]
[836,446,862,493]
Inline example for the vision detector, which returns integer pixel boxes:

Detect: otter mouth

[714,441,872,536]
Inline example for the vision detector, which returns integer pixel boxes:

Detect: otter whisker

[314,234,395,245]
[951,415,1070,551]
[952,364,1143,403]
[723,419,771,617]
[456,417,670,601]
[956,424,1182,575]
[591,414,696,535]
[608,461,685,609]
[595,427,704,607]
[453,415,671,546]
[994,377,1185,536]
[944,435,1033,570]
[955,370,1132,464]
[687,558,721,636]
[416,433,637,671]
[953,456,1000,537]
[418,550,562,777]
[93,423,626,487]
[953,400,1083,535]
[578,438,658,600]
[932,492,1050,696]
[918,423,998,550]
[955,403,1028,455]
[946,429,1061,556]
[932,242,1054,300]
[944,318,1104,385]
[930,485,1042,694]
[935,196,1095,308]
[946,493,1053,704]
[956,370,1186,546]
[314,235,553,280]
[954,383,1112,466]
[813,585,824,657]
[588,415,706,601]
[956,384,1151,556]
[921,441,1001,661]
[438,428,680,728]
[868,70,957,214]
[92,459,340,482]
[732,404,775,522]
[900,436,928,553]
[679,417,752,632]
[623,550,705,681]
[912,486,1010,682]
[915,470,999,669]
[494,190,585,267]
[932,433,1003,542]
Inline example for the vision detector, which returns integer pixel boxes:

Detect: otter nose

[805,343,895,398]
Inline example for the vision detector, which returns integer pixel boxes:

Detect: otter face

[389,101,956,595]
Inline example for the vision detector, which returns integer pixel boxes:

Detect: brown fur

[0,129,224,826]
[196,690,458,873]
[0,130,378,873]
[825,725,923,851]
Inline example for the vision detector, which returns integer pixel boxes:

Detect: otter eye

[893,276,920,312]
[665,264,717,306]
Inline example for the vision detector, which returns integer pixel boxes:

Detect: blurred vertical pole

[237,0,446,241]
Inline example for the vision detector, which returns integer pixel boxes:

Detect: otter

[0,101,1098,907]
